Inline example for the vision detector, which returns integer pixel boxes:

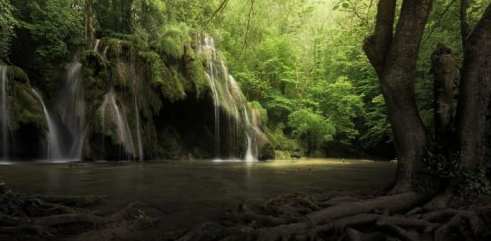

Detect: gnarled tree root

[0,198,144,240]
[166,191,491,241]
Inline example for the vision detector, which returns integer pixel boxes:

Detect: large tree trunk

[85,0,94,49]
[454,5,491,170]
[432,44,455,146]
[364,0,433,193]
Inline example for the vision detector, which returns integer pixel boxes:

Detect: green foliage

[320,76,364,141]
[267,125,301,154]
[360,95,392,148]
[288,108,336,152]
[20,0,84,62]
[251,101,268,125]
[160,64,186,102]
[157,23,191,59]
[185,59,209,98]
[0,0,17,59]
[140,51,164,84]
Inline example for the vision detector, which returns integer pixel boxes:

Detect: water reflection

[0,159,395,230]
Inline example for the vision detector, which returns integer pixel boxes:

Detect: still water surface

[0,159,395,230]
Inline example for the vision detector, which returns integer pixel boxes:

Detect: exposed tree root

[163,191,491,241]
[0,188,152,241]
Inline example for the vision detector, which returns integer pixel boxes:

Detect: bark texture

[432,44,455,145]
[364,0,434,192]
[85,0,94,48]
[455,5,491,170]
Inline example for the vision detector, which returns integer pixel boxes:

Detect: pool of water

[0,159,395,231]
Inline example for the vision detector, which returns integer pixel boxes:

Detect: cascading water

[32,89,64,160]
[94,39,101,52]
[30,60,87,161]
[100,88,136,158]
[0,66,10,160]
[134,95,143,161]
[198,36,222,158]
[130,58,144,161]
[197,34,258,161]
[56,60,87,160]
[243,107,254,162]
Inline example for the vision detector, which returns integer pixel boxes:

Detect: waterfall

[57,61,86,160]
[198,35,222,158]
[32,89,64,160]
[94,39,101,53]
[29,60,87,161]
[0,66,9,160]
[197,34,258,161]
[100,88,136,158]
[243,107,255,162]
[134,93,144,161]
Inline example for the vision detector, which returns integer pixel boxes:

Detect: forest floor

[1,180,491,241]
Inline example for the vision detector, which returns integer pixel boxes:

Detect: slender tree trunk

[85,0,94,49]
[460,0,469,51]
[432,44,455,146]
[455,5,491,170]
[364,0,433,193]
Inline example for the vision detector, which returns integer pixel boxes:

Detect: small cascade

[93,39,101,53]
[198,35,222,158]
[56,60,86,160]
[134,92,143,161]
[103,46,109,60]
[243,107,255,162]
[197,34,258,161]
[0,66,10,160]
[32,89,64,159]
[100,88,136,158]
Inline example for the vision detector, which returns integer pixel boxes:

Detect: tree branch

[363,0,397,76]
[237,0,255,59]
[202,0,230,29]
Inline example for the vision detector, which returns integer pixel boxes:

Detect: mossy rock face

[3,32,268,161]
[8,66,30,85]
[156,24,191,59]
[183,45,210,99]
[251,101,268,126]
[2,66,45,131]
[10,83,45,130]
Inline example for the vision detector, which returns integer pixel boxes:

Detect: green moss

[251,101,268,125]
[10,83,45,130]
[157,24,190,59]
[112,62,132,88]
[106,39,133,61]
[139,51,163,84]
[185,59,209,98]
[160,64,186,102]
[7,66,29,84]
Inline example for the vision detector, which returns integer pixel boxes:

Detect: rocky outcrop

[1,33,272,161]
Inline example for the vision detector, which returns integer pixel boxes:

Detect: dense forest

[1,0,489,160]
[1,0,491,240]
